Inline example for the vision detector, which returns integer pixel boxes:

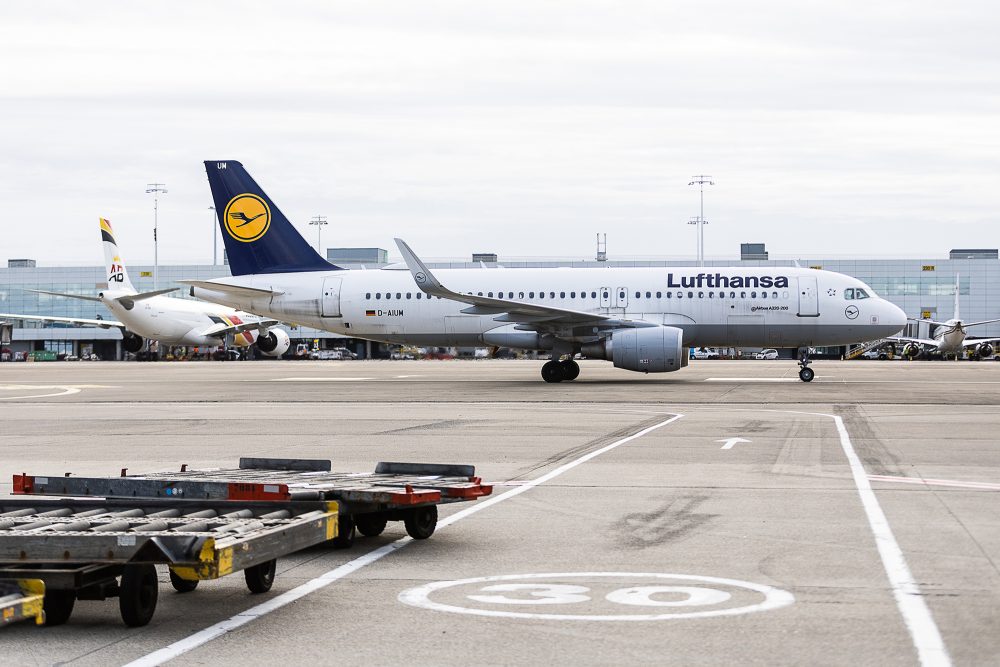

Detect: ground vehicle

[755,348,779,360]
[692,347,720,360]
[0,457,491,628]
[310,349,344,360]
[862,349,890,360]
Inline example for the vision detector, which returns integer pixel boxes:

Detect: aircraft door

[321,277,342,317]
[797,276,819,317]
[600,287,612,308]
[615,286,629,309]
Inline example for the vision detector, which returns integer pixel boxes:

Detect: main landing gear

[798,348,815,383]
[541,358,580,383]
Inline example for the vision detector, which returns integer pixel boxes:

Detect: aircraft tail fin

[203,161,340,276]
[100,218,136,292]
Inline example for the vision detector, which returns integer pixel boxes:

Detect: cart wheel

[404,505,438,540]
[169,569,199,593]
[42,590,76,626]
[355,513,388,537]
[331,514,355,549]
[119,563,158,627]
[244,559,276,594]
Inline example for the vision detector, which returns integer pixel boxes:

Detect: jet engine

[902,342,922,359]
[122,331,144,353]
[975,342,994,359]
[580,326,688,373]
[256,328,291,357]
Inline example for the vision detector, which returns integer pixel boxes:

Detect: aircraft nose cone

[886,302,907,332]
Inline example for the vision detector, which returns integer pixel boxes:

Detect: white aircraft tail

[100,218,136,293]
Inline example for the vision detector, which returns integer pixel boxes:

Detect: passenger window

[592,291,597,298]
[365,292,371,299]
[740,291,746,298]
[375,292,381,299]
[698,292,704,298]
[529,292,535,298]
[519,292,525,299]
[488,292,493,298]
[678,292,684,299]
[730,291,736,299]
[602,291,609,299]
[856,288,870,299]
[477,292,483,296]
[772,291,778,299]
[751,291,757,298]
[709,292,714,299]
[570,291,576,298]
[656,291,662,298]
[666,292,672,298]
[560,292,566,298]
[635,291,641,299]
[645,291,651,298]
[406,293,411,299]
[550,292,556,299]
[416,293,422,299]
[619,291,625,299]
[844,288,855,299]
[396,293,401,299]
[761,292,767,299]
[687,292,693,298]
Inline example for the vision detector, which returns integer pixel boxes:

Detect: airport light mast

[309,215,328,255]
[687,175,714,266]
[145,183,167,289]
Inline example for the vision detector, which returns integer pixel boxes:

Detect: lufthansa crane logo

[223,194,271,243]
[845,305,859,319]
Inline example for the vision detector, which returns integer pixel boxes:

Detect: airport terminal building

[1,246,997,359]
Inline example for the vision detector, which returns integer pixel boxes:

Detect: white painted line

[717,437,751,450]
[269,377,374,382]
[868,474,1000,491]
[829,414,951,666]
[704,378,800,382]
[122,413,684,667]
[0,384,112,400]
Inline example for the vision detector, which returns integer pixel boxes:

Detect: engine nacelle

[256,328,291,357]
[976,343,994,359]
[902,342,921,358]
[580,326,688,373]
[122,331,144,353]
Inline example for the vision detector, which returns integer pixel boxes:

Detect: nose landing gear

[798,348,815,382]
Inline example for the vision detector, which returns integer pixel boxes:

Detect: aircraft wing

[26,289,103,303]
[199,318,282,338]
[0,313,124,329]
[961,337,1000,348]
[179,280,284,299]
[884,335,936,348]
[394,238,652,332]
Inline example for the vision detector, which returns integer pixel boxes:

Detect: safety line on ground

[121,413,684,667]
[827,413,951,667]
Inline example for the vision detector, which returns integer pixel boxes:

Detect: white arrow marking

[717,437,751,450]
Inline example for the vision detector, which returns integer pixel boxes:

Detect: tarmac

[1,358,998,666]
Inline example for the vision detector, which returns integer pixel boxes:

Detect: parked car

[754,348,779,360]
[692,347,720,360]
[861,349,890,360]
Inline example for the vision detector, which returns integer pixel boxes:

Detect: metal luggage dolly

[1,457,492,628]
[1,578,45,626]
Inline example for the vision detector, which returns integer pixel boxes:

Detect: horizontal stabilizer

[27,289,102,303]
[180,280,283,299]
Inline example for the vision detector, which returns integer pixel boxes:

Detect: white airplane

[887,274,1000,359]
[183,160,907,382]
[0,218,292,358]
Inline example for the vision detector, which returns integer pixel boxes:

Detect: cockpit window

[855,288,870,299]
[844,288,854,299]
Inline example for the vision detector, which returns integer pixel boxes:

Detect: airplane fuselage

[930,320,967,354]
[100,289,266,347]
[193,266,906,350]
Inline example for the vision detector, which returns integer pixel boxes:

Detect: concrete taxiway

[1,359,998,666]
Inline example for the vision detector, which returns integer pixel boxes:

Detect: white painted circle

[399,572,794,621]
[604,586,731,608]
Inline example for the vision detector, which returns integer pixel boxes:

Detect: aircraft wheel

[799,367,815,383]
[560,359,580,381]
[541,360,565,383]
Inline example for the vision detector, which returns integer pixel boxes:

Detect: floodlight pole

[145,183,168,289]
[309,215,328,255]
[209,206,217,265]
[687,175,714,266]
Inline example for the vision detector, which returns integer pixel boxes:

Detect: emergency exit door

[321,277,342,317]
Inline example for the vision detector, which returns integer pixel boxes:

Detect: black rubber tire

[42,589,75,626]
[799,367,815,383]
[244,559,277,594]
[169,569,199,593]
[541,360,565,383]
[560,360,580,381]
[404,505,438,540]
[331,514,356,549]
[119,563,158,627]
[355,513,388,537]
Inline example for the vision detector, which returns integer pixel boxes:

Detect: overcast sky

[1,1,998,265]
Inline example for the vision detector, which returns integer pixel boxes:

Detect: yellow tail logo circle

[224,194,271,242]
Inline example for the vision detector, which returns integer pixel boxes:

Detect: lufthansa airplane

[887,274,1000,359]
[0,219,293,358]
[183,161,907,382]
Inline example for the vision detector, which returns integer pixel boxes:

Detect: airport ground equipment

[1,458,493,627]
[0,578,45,626]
